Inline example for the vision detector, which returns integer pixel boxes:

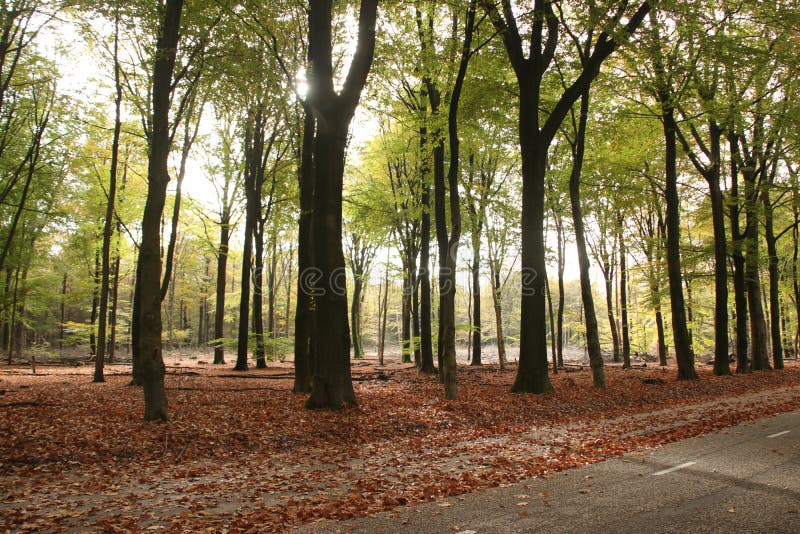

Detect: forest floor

[2,356,800,532]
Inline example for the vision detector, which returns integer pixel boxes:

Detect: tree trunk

[546,272,557,373]
[603,264,620,363]
[253,221,266,368]
[419,144,435,373]
[293,105,314,393]
[514,111,554,393]
[378,256,389,366]
[728,134,750,373]
[490,265,506,370]
[618,214,631,369]
[568,89,605,388]
[136,0,184,421]
[213,208,230,365]
[763,183,784,370]
[742,163,770,371]
[305,0,377,409]
[89,249,100,357]
[268,237,278,361]
[470,228,482,366]
[351,275,364,359]
[59,272,66,351]
[661,107,697,380]
[401,264,412,363]
[94,13,123,382]
[235,217,253,371]
[555,211,565,368]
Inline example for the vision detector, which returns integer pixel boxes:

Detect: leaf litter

[2,361,800,532]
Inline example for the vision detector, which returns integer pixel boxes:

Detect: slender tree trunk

[378,256,389,366]
[213,211,230,365]
[603,263,620,363]
[618,214,631,369]
[729,134,750,373]
[546,272,557,373]
[401,264,412,363]
[253,222,266,368]
[470,228,482,366]
[351,275,364,359]
[59,272,66,352]
[763,185,784,370]
[490,265,506,369]
[108,251,120,363]
[94,13,123,382]
[267,237,278,361]
[661,107,697,380]
[568,89,604,387]
[419,148,435,373]
[293,105,314,393]
[411,262,421,366]
[135,0,183,421]
[555,211,565,368]
[89,249,100,357]
[235,222,253,370]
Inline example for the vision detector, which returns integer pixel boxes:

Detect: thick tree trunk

[514,97,553,393]
[136,0,184,421]
[306,118,356,408]
[304,0,377,409]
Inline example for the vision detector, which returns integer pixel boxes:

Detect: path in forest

[297,409,800,533]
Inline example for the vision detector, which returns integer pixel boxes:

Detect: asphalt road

[297,410,800,533]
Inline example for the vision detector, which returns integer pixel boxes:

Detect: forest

[0,0,799,422]
[4,1,800,531]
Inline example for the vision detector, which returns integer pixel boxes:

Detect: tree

[304,0,378,409]
[135,0,184,421]
[482,0,649,391]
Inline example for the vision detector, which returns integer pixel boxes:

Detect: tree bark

[305,0,377,409]
[728,133,750,373]
[136,0,184,421]
[568,89,605,387]
[661,107,697,380]
[618,213,631,369]
[470,221,482,366]
[94,12,123,383]
[293,105,314,393]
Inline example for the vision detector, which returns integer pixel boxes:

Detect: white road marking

[652,461,696,476]
[767,430,790,438]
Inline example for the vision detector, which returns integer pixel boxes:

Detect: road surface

[297,410,800,533]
